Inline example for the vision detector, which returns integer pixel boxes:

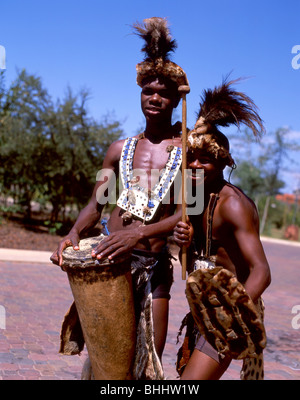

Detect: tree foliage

[0,69,123,223]
[229,127,300,235]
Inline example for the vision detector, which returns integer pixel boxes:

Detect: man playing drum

[51,17,189,379]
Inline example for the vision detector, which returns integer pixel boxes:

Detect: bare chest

[132,140,172,170]
[131,139,181,188]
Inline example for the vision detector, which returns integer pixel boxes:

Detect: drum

[60,235,136,380]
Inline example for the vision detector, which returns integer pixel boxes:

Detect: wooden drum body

[61,235,136,380]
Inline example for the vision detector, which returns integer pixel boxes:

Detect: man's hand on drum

[91,230,140,261]
[50,230,80,266]
[173,220,194,248]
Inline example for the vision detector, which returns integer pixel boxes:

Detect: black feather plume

[198,77,265,137]
[132,17,177,61]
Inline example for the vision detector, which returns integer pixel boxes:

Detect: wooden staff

[179,85,190,280]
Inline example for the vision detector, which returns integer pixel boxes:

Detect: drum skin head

[61,235,130,269]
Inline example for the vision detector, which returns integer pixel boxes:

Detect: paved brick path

[0,238,299,380]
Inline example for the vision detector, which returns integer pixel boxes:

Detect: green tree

[0,69,124,226]
[258,128,298,234]
[0,69,53,219]
[230,127,299,234]
[232,161,265,205]
[43,87,123,222]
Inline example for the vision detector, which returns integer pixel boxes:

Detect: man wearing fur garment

[173,79,271,380]
[51,17,190,380]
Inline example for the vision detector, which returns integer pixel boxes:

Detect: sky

[1,0,299,193]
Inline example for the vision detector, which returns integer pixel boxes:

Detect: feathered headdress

[188,78,265,166]
[133,17,189,95]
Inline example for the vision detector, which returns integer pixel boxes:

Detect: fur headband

[133,17,189,95]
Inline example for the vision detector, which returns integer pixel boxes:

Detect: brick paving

[0,238,300,380]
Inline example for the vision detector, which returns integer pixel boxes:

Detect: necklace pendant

[128,190,136,205]
[122,211,133,223]
[166,144,174,153]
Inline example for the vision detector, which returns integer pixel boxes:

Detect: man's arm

[220,197,271,302]
[50,140,123,265]
[94,205,183,261]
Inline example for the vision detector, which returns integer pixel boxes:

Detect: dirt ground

[0,217,63,252]
[0,215,178,255]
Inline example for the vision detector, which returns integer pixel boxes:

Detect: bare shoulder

[107,137,127,153]
[218,183,258,225]
[107,134,142,154]
[102,137,127,168]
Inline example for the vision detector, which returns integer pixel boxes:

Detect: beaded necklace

[117,134,182,224]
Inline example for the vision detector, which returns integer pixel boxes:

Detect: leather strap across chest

[204,193,219,258]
